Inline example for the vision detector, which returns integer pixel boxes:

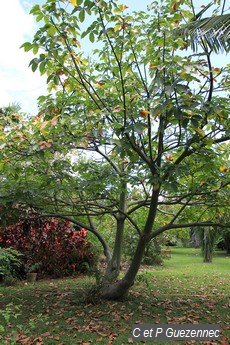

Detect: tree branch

[151,221,230,238]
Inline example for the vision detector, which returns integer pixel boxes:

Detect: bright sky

[0,0,229,115]
[0,1,45,114]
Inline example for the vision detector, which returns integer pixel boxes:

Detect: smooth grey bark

[105,178,127,280]
[100,235,149,300]
[203,228,213,263]
[100,189,159,300]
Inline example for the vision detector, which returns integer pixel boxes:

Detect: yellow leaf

[172,1,179,11]
[114,24,121,32]
[149,64,158,70]
[73,38,81,47]
[94,82,105,88]
[113,105,123,113]
[139,109,150,117]
[220,165,228,173]
[118,4,129,11]
[70,0,77,6]
[166,154,174,162]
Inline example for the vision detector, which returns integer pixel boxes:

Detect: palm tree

[181,2,230,53]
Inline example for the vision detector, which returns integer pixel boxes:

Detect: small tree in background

[222,229,230,255]
[202,227,218,263]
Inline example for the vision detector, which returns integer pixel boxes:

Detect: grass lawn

[0,247,229,344]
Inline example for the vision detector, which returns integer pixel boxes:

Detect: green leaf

[191,118,199,128]
[30,4,40,14]
[36,14,43,22]
[47,74,54,83]
[81,26,91,39]
[20,42,32,52]
[31,61,38,72]
[32,44,39,54]
[85,0,94,7]
[174,109,184,120]
[181,118,189,129]
[89,32,95,43]
[176,84,190,93]
[39,61,46,75]
[133,123,148,135]
[48,26,56,36]
[79,10,85,22]
[195,128,205,137]
[53,76,59,85]
[39,54,46,61]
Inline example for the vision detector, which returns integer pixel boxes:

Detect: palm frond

[182,13,230,53]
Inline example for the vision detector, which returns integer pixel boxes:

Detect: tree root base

[84,279,131,303]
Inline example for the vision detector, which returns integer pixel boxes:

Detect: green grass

[0,247,229,344]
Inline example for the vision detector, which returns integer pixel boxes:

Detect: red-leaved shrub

[0,216,94,278]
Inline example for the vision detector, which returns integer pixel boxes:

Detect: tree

[222,228,230,254]
[181,1,230,53]
[215,208,230,254]
[196,226,219,262]
[1,0,229,300]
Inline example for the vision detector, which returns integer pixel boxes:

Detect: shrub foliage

[0,216,94,277]
[0,247,23,283]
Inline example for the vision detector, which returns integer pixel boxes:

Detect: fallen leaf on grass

[34,340,44,345]
[33,337,43,343]
[41,332,51,337]
[109,332,118,340]
[16,333,34,345]
[96,332,107,337]
[206,301,216,307]
[96,337,103,342]
[220,340,229,345]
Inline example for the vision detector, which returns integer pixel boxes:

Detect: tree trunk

[105,177,127,280]
[224,236,230,255]
[105,217,125,280]
[99,189,159,300]
[100,236,149,300]
[203,228,212,262]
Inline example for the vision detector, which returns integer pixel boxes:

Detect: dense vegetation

[0,215,94,280]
